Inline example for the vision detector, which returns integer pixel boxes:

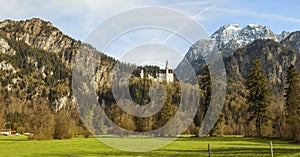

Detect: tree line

[0,36,299,142]
[26,57,300,141]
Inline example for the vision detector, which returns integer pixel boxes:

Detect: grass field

[0,136,299,157]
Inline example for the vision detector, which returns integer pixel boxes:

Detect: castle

[140,61,174,83]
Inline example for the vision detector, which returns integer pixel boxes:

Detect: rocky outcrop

[0,37,16,55]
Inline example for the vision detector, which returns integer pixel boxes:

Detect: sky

[0,0,299,68]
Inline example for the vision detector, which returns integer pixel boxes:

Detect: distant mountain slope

[225,39,300,93]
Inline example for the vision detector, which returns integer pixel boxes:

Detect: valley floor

[0,136,299,157]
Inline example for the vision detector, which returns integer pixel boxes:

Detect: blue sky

[0,0,299,67]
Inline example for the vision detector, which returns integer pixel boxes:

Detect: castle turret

[165,60,169,70]
[165,60,169,82]
[140,69,144,78]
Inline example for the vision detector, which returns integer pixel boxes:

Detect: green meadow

[0,136,299,157]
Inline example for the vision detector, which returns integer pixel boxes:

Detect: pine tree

[284,64,300,142]
[246,57,270,137]
[284,64,299,119]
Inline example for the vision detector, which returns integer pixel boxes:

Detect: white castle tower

[165,60,174,83]
[157,60,174,83]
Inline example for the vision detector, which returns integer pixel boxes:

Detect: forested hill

[0,18,117,139]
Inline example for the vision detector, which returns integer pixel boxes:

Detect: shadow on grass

[176,136,294,144]
[0,136,28,141]
[157,147,299,156]
[16,149,300,157]
[31,146,300,157]
[33,151,202,157]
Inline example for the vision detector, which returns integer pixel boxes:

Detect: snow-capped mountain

[178,24,289,74]
[221,24,277,56]
[211,24,241,49]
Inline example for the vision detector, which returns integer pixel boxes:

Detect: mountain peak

[247,24,265,28]
[25,18,54,26]
[277,31,290,41]
[211,24,241,48]
[241,24,275,37]
[0,18,54,30]
[0,18,79,68]
[212,24,241,35]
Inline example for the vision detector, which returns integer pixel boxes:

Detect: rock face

[0,61,16,77]
[0,37,16,55]
[76,43,116,95]
[281,31,300,52]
